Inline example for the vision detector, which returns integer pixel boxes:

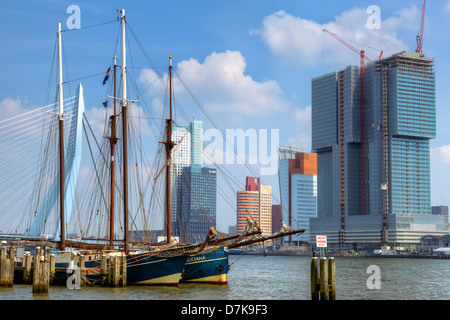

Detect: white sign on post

[316,235,327,248]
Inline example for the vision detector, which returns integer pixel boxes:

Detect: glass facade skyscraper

[170,120,217,243]
[179,166,217,243]
[310,51,448,249]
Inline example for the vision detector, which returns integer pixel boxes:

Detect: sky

[1,0,450,232]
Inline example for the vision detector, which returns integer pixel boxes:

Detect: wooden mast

[108,56,119,246]
[120,9,129,254]
[165,56,175,244]
[57,22,66,250]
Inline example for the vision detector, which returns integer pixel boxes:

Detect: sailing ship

[0,9,306,287]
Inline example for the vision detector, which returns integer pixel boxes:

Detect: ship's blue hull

[181,247,229,285]
[53,249,188,286]
[126,251,187,285]
[51,246,229,286]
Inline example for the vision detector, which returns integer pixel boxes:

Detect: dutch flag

[102,67,111,85]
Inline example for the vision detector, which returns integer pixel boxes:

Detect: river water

[1,255,449,300]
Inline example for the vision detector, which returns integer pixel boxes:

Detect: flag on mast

[103,67,111,85]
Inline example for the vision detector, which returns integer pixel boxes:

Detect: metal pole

[57,22,66,250]
[121,9,129,254]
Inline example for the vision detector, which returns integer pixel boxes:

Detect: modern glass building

[170,120,209,241]
[310,51,449,249]
[178,166,217,243]
[278,150,317,244]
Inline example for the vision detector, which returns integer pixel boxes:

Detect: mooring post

[108,255,113,286]
[119,253,127,287]
[101,254,107,286]
[319,257,329,300]
[8,246,15,286]
[49,254,55,285]
[32,246,49,294]
[328,257,336,300]
[79,254,86,286]
[0,246,14,287]
[109,255,120,287]
[23,253,31,284]
[310,256,319,300]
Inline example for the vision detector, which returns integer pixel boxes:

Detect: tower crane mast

[416,0,426,57]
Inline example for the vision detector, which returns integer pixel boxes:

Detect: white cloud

[0,97,25,119]
[251,6,419,65]
[139,50,290,118]
[445,1,450,12]
[293,106,311,123]
[84,106,109,138]
[431,144,450,166]
[84,103,153,140]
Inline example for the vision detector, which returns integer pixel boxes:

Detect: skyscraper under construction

[310,51,449,249]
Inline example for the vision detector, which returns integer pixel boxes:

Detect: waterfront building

[278,145,304,160]
[170,120,208,241]
[278,150,317,244]
[271,204,282,234]
[310,51,449,249]
[259,184,272,237]
[236,177,272,237]
[179,166,217,243]
[245,176,260,191]
[236,190,260,233]
[432,206,448,216]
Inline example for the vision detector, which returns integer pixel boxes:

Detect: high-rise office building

[236,177,272,237]
[259,184,272,237]
[278,150,317,244]
[236,190,260,233]
[179,166,217,243]
[170,120,215,242]
[310,51,449,249]
[170,123,191,237]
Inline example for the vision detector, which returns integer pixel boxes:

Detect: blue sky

[1,0,450,231]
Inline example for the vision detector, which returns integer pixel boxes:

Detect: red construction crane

[416,0,426,57]
[323,29,380,216]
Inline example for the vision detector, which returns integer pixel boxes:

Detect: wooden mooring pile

[0,245,127,293]
[310,256,336,300]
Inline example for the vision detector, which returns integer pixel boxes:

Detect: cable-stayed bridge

[0,84,84,241]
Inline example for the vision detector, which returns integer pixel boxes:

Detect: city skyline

[310,51,448,249]
[2,1,450,231]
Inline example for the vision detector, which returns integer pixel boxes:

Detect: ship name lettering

[187,255,206,263]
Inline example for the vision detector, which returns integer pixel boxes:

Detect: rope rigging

[0,13,303,249]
